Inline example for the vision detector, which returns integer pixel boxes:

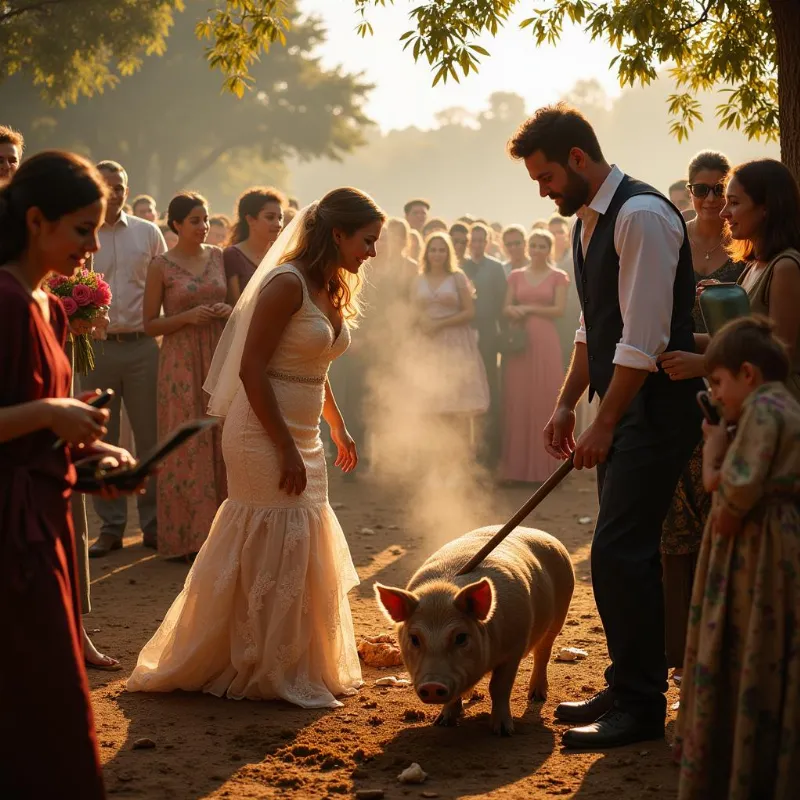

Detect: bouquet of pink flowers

[46,269,113,375]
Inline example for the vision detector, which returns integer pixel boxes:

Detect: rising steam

[358,267,495,551]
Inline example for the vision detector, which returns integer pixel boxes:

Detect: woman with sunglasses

[657,151,744,688]
[659,153,744,381]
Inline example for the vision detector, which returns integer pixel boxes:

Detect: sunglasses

[687,182,725,199]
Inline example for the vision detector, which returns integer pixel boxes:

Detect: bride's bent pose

[127,188,385,708]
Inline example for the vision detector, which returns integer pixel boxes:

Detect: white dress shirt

[94,212,167,333]
[573,165,684,372]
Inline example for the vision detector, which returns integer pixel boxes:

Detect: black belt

[106,331,147,342]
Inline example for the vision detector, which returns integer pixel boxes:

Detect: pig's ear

[453,578,495,622]
[374,583,419,623]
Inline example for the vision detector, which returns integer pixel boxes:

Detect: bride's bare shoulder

[258,269,304,312]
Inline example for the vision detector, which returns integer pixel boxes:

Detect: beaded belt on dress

[267,369,326,385]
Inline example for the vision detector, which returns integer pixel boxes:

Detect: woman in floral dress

[675,316,800,799]
[143,192,231,558]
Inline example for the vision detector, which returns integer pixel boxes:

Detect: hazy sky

[302,1,621,132]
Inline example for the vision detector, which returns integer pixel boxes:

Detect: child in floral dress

[675,315,800,800]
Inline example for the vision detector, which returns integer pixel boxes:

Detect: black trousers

[592,386,702,717]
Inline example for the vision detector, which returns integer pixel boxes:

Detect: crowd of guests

[124,186,588,497]
[332,197,586,485]
[2,105,800,800]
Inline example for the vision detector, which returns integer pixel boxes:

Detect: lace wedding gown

[127,264,362,708]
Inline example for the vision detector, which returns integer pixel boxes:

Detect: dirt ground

[86,468,681,799]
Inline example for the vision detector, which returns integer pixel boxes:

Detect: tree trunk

[172,143,233,195]
[123,150,156,199]
[771,0,800,181]
[152,146,182,204]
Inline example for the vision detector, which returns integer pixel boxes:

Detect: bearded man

[507,103,703,749]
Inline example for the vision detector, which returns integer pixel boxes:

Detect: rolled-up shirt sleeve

[574,310,587,345]
[613,199,683,371]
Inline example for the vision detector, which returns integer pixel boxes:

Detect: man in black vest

[508,104,702,748]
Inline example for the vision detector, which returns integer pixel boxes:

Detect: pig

[375,525,574,736]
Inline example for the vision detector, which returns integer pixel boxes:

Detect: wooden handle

[456,456,575,576]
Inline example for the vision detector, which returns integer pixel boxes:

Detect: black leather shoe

[142,534,157,550]
[88,533,123,558]
[554,687,614,724]
[561,709,664,749]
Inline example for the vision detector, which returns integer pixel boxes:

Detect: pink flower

[48,274,69,289]
[72,283,93,306]
[91,285,112,306]
[61,297,78,316]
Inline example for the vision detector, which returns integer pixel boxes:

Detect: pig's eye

[410,634,421,648]
[455,633,469,647]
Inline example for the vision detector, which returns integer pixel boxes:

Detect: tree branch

[678,0,713,33]
[0,0,78,24]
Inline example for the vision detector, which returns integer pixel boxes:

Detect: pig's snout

[417,682,452,704]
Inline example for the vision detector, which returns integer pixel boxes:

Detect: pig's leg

[434,697,464,727]
[528,631,558,702]
[489,659,521,736]
[530,582,573,702]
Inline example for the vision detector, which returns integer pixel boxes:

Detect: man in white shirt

[508,104,703,748]
[83,160,167,556]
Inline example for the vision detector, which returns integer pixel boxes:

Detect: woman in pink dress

[500,229,570,484]
[411,233,489,456]
[143,192,231,558]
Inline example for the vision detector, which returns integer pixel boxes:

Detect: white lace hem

[127,500,362,709]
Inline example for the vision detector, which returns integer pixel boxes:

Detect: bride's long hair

[205,187,385,417]
[279,187,385,325]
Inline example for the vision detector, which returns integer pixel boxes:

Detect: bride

[127,188,385,707]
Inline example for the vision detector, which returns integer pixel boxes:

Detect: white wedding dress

[127,264,362,708]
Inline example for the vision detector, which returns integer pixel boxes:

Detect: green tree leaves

[2,0,794,174]
[0,0,181,106]
[195,1,290,98]
[1,6,372,201]
[352,0,781,144]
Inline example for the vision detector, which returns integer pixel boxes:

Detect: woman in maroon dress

[223,186,286,302]
[0,151,137,799]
